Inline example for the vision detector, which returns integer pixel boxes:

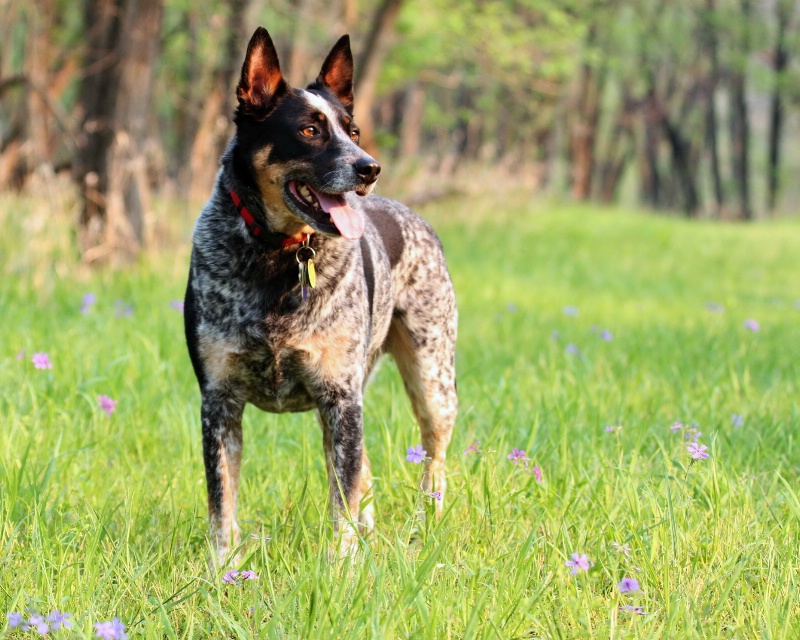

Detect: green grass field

[2,191,800,638]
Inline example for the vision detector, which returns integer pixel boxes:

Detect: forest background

[1,0,800,263]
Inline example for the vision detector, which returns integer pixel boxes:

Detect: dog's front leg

[201,391,245,569]
[317,390,365,555]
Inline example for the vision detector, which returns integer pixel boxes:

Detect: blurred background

[1,0,799,262]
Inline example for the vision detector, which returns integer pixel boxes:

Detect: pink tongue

[311,188,365,240]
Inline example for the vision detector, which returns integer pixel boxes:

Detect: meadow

[1,189,800,638]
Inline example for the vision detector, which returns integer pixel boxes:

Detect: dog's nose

[355,157,381,184]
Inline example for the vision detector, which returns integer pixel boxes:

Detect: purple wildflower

[46,610,72,631]
[463,441,480,455]
[97,395,118,417]
[429,491,443,501]
[223,570,257,585]
[28,614,49,635]
[532,465,542,483]
[619,605,647,615]
[687,442,709,460]
[114,300,133,317]
[743,319,760,332]
[16,349,26,360]
[406,445,427,464]
[605,425,621,433]
[222,571,239,584]
[731,413,744,428]
[32,352,52,370]
[7,613,27,630]
[617,577,640,593]
[94,618,127,640]
[507,448,527,465]
[600,330,613,342]
[563,306,579,317]
[81,293,97,314]
[565,343,579,355]
[670,421,684,433]
[240,570,258,581]
[565,553,592,575]
[706,302,724,313]
[611,541,632,557]
[550,330,560,341]
[170,300,185,313]
[506,303,517,313]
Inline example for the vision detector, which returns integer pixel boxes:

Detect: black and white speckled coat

[184,27,457,566]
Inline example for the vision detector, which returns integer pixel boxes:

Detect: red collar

[229,190,310,248]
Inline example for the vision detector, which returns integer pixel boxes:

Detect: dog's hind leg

[201,392,245,568]
[387,307,458,518]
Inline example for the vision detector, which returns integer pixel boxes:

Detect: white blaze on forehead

[300,89,356,147]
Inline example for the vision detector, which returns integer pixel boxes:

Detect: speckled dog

[184,27,458,566]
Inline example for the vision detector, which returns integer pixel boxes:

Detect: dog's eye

[350,130,360,142]
[300,126,319,137]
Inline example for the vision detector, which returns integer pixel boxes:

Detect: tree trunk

[765,0,791,213]
[729,0,752,220]
[74,0,163,261]
[353,0,403,158]
[569,27,604,201]
[188,0,246,203]
[702,0,724,216]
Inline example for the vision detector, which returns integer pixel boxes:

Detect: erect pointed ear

[236,27,288,118]
[316,35,354,113]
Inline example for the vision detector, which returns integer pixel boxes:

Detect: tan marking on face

[251,146,314,237]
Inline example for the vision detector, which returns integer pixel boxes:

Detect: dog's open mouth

[285,180,366,240]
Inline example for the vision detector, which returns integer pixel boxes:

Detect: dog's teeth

[299,184,310,197]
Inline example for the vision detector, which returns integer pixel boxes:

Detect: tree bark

[74,0,163,261]
[353,0,403,157]
[729,0,752,220]
[765,0,791,213]
[187,0,246,203]
[702,0,724,216]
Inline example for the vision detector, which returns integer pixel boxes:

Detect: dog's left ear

[316,35,354,114]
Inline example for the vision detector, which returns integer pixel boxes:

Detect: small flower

[532,465,542,483]
[684,430,702,442]
[605,425,621,433]
[550,330,560,341]
[617,577,640,593]
[507,448,528,465]
[114,300,133,317]
[429,491,443,501]
[619,604,647,615]
[565,343,579,355]
[94,618,127,640]
[16,349,26,360]
[170,300,185,313]
[240,570,258,580]
[463,441,480,455]
[565,553,592,575]
[97,395,118,417]
[731,413,744,428]
[7,612,27,630]
[29,614,49,635]
[222,570,238,584]
[223,570,258,585]
[32,352,52,369]
[706,302,724,313]
[670,421,684,433]
[687,442,709,460]
[611,541,632,557]
[406,445,427,464]
[81,293,97,314]
[506,303,517,313]
[46,610,72,631]
[563,306,579,317]
[600,330,613,342]
[743,319,760,332]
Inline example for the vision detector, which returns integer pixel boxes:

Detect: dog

[184,26,458,566]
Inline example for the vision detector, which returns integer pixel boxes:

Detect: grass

[1,189,800,638]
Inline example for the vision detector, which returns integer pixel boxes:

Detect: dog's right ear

[236,27,287,118]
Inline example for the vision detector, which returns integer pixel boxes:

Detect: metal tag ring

[296,246,316,263]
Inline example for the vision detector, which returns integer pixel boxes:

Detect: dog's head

[232,27,380,241]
